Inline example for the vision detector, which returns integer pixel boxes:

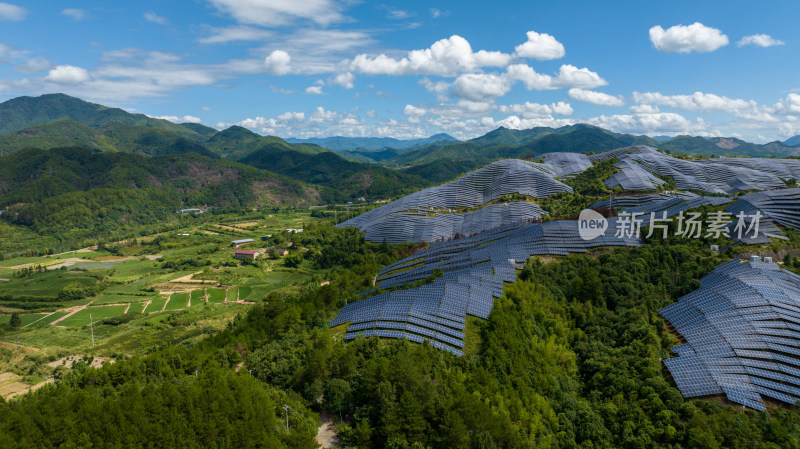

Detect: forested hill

[0,119,217,157]
[240,144,430,199]
[0,147,333,244]
[0,93,206,141]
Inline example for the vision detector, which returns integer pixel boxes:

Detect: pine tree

[9,312,21,328]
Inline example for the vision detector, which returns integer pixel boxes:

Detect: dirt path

[141,299,152,314]
[162,296,170,312]
[315,411,340,448]
[4,377,53,400]
[123,303,131,314]
[170,272,216,284]
[50,302,94,326]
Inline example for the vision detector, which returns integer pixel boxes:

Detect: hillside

[203,125,327,160]
[785,135,800,146]
[0,147,332,249]
[0,93,206,142]
[239,145,430,199]
[0,119,217,157]
[285,133,458,151]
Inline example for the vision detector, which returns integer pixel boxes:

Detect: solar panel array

[660,259,800,410]
[330,218,643,354]
[361,202,548,244]
[338,159,572,243]
[590,146,799,194]
[725,188,800,231]
[604,159,666,191]
[541,152,593,178]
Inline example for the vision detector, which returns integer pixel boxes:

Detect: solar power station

[337,159,571,244]
[330,218,643,354]
[333,144,800,363]
[660,259,800,410]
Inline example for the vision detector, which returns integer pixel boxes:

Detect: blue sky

[0,1,798,142]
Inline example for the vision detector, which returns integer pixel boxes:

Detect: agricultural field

[0,210,331,399]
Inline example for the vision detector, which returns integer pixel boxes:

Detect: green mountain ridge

[0,147,332,250]
[0,119,217,158]
[0,93,206,142]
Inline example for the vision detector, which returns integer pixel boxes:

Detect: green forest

[2,225,799,448]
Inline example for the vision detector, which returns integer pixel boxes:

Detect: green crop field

[143,296,168,313]
[164,293,188,311]
[0,270,103,300]
[237,285,251,300]
[58,305,128,328]
[207,288,225,303]
[225,287,237,302]
[189,290,205,307]
[31,311,70,327]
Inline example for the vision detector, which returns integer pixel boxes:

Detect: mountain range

[2,92,800,255]
[285,133,458,151]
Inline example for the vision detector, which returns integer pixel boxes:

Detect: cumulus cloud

[633,91,776,121]
[588,112,709,135]
[144,12,168,25]
[776,93,800,114]
[568,88,624,106]
[305,80,324,94]
[452,73,511,101]
[206,0,342,27]
[649,22,729,53]
[505,64,607,91]
[349,35,512,76]
[61,8,85,21]
[45,65,90,84]
[498,102,573,117]
[264,50,291,75]
[0,2,26,21]
[514,30,565,60]
[153,115,202,124]
[737,34,785,48]
[329,72,355,89]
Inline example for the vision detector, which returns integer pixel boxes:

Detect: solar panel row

[660,259,800,410]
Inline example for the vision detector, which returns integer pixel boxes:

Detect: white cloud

[633,91,776,121]
[45,65,90,84]
[264,50,291,75]
[305,81,323,94]
[629,104,660,114]
[61,8,85,21]
[403,105,427,122]
[202,106,212,111]
[452,73,511,101]
[649,22,729,53]
[420,78,450,101]
[776,93,800,114]
[505,64,553,90]
[349,35,512,76]
[505,64,607,90]
[0,2,25,21]
[199,26,273,44]
[737,34,785,48]
[329,72,354,89]
[588,112,709,135]
[14,57,51,73]
[206,0,342,27]
[552,64,608,89]
[568,88,624,106]
[514,30,565,60]
[366,109,377,118]
[153,115,202,124]
[144,12,168,25]
[498,102,573,117]
[388,9,411,20]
